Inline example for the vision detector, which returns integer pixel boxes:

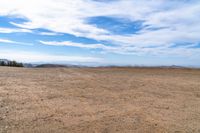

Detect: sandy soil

[0,67,200,133]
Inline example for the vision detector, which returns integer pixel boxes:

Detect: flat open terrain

[0,67,200,133]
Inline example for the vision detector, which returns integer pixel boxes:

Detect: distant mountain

[157,65,186,69]
[23,63,34,68]
[35,64,66,68]
[35,64,81,68]
[0,59,199,69]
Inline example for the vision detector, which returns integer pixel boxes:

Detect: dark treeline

[0,60,23,67]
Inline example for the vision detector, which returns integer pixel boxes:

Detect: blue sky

[0,0,200,66]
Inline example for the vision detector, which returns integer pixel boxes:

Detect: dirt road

[0,67,200,133]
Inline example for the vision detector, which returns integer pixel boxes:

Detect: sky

[0,0,200,66]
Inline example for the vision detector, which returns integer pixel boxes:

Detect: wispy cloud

[38,32,61,36]
[39,40,117,50]
[0,38,33,46]
[0,27,32,33]
[0,38,16,43]
[39,40,200,58]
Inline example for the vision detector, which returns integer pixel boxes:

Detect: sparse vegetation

[0,60,23,67]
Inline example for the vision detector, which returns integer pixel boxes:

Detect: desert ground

[0,67,200,133]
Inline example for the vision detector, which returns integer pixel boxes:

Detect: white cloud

[0,27,32,33]
[0,38,16,43]
[0,38,33,46]
[0,0,200,57]
[38,32,61,36]
[0,27,61,36]
[39,40,200,58]
[0,50,102,63]
[39,40,117,50]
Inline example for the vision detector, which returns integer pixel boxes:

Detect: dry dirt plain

[0,67,200,133]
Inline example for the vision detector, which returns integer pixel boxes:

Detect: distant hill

[35,64,81,68]
[0,59,199,69]
[35,63,89,68]
[23,63,34,68]
[35,64,67,68]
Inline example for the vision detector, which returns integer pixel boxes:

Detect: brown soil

[0,67,200,133]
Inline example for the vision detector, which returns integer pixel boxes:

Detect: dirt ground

[0,67,200,133]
